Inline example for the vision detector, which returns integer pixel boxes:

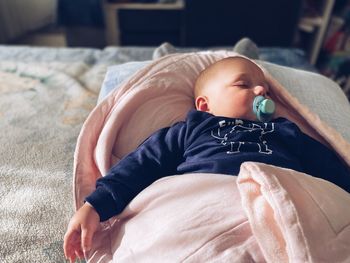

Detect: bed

[0,43,349,262]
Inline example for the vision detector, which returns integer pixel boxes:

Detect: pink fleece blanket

[74,52,350,262]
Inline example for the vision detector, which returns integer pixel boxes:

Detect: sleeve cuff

[85,187,121,222]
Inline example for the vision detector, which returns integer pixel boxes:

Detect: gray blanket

[0,61,98,262]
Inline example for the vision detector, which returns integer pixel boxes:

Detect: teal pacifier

[253,95,275,122]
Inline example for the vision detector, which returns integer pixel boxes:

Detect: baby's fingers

[64,230,82,261]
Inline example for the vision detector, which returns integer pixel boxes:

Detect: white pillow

[98,61,151,102]
[260,61,350,142]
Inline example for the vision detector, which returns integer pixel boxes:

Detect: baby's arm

[86,122,186,221]
[63,203,100,263]
[63,121,186,261]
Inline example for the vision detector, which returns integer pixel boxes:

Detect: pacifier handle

[253,95,275,122]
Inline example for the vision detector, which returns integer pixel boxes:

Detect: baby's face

[195,57,271,120]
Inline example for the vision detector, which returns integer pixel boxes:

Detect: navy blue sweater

[86,110,350,221]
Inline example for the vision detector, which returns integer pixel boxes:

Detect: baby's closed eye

[232,80,250,87]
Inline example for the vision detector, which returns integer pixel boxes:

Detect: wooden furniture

[103,0,302,47]
[103,0,184,45]
[298,0,336,64]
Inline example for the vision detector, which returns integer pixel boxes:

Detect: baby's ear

[195,96,210,112]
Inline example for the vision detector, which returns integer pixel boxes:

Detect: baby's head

[194,56,272,121]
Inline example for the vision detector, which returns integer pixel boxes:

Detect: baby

[64,56,350,262]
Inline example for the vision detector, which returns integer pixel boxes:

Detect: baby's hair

[194,56,254,99]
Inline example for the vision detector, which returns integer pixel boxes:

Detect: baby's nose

[253,85,267,96]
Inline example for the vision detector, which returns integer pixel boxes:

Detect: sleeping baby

[64,56,350,262]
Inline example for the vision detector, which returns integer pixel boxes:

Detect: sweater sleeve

[300,134,350,193]
[86,122,186,221]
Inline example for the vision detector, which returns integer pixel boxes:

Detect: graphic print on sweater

[211,119,275,154]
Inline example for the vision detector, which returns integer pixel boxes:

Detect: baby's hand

[63,202,100,263]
